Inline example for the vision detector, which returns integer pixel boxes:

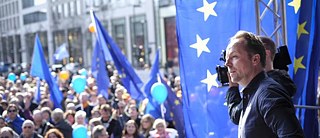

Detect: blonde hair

[152,118,166,129]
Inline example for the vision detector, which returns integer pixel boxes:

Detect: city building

[0,0,178,70]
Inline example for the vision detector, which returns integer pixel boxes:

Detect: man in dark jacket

[225,31,303,137]
[226,36,297,125]
[51,108,73,138]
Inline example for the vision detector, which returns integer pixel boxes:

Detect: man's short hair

[258,36,277,61]
[51,108,64,123]
[231,31,266,67]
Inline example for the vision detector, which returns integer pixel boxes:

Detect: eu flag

[144,49,185,138]
[30,35,63,109]
[92,40,110,99]
[90,11,145,101]
[175,0,256,137]
[286,0,320,137]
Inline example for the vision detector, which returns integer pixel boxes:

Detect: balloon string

[157,74,161,83]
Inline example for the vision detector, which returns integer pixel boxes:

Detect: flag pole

[157,73,166,119]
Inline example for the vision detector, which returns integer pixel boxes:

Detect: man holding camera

[226,35,297,125]
[225,30,303,137]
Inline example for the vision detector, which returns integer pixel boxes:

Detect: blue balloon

[20,73,27,81]
[151,82,168,104]
[72,125,87,138]
[7,73,16,82]
[72,76,86,94]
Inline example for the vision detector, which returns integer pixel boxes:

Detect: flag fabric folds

[144,49,185,138]
[53,43,69,62]
[286,0,320,137]
[91,11,145,101]
[30,35,63,109]
[92,40,110,99]
[175,0,256,137]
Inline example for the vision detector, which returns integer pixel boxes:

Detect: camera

[273,45,292,71]
[216,50,229,86]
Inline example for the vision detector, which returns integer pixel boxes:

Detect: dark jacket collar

[242,71,267,96]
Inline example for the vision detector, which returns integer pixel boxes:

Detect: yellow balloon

[88,23,95,33]
[59,71,69,81]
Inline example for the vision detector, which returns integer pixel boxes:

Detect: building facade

[0,0,178,69]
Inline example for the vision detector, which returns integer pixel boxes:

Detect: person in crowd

[91,125,109,138]
[91,106,101,119]
[112,87,126,109]
[33,110,53,136]
[0,126,19,138]
[44,128,64,138]
[19,120,43,138]
[149,119,178,138]
[139,114,155,138]
[127,105,141,128]
[88,117,103,137]
[40,107,52,123]
[0,116,7,129]
[226,35,297,125]
[75,92,94,119]
[51,109,73,138]
[115,101,129,130]
[23,91,39,112]
[39,99,53,110]
[5,104,24,134]
[63,110,75,125]
[99,104,122,138]
[121,120,142,138]
[72,110,87,128]
[97,95,107,106]
[224,30,303,137]
[65,103,76,112]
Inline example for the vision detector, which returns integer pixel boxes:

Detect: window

[130,15,148,68]
[23,11,47,24]
[112,18,126,56]
[68,28,83,64]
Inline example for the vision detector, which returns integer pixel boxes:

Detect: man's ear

[251,54,261,66]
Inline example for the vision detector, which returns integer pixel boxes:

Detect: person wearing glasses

[20,120,43,138]
[5,104,24,135]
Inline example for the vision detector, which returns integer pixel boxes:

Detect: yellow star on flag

[288,0,301,14]
[174,99,180,105]
[294,56,306,74]
[297,21,309,39]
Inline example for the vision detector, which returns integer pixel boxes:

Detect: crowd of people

[0,64,181,138]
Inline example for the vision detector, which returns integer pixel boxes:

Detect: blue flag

[144,49,163,119]
[34,78,41,104]
[53,43,69,62]
[175,0,256,137]
[144,49,171,119]
[286,0,320,137]
[91,11,145,100]
[144,49,185,138]
[92,40,110,99]
[91,41,99,78]
[30,35,63,109]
